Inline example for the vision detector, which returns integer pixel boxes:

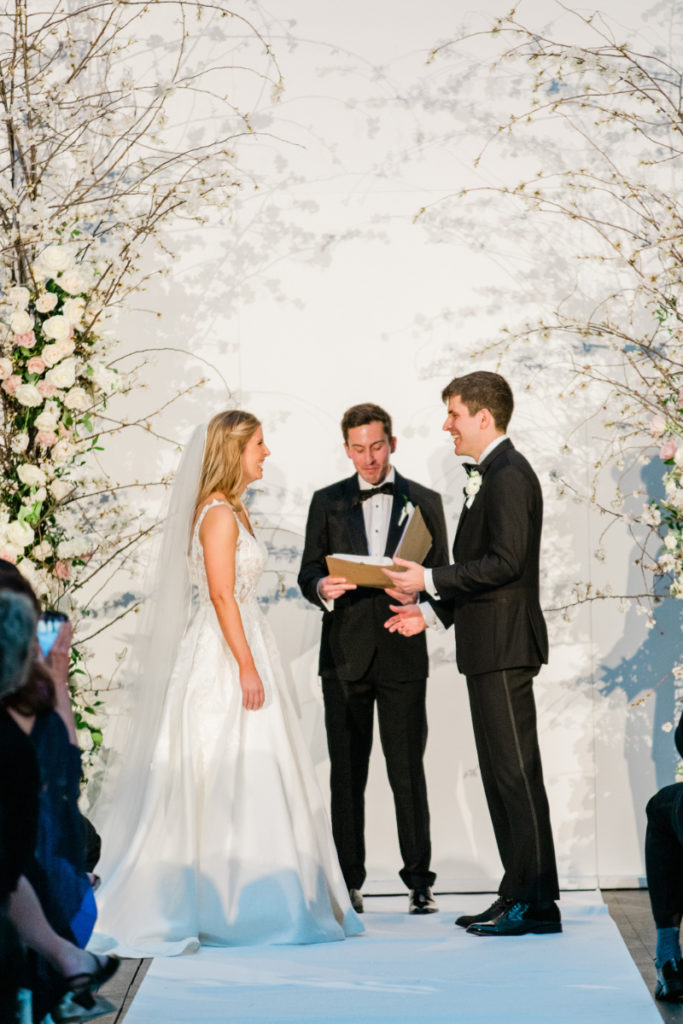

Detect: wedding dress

[91,499,363,956]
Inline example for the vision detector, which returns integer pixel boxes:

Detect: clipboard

[325,506,432,589]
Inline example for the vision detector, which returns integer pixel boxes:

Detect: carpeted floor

[97,891,661,1024]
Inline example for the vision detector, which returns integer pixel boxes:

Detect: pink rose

[36,381,58,398]
[35,430,58,447]
[0,549,17,564]
[650,414,667,438]
[660,438,678,460]
[27,357,46,375]
[14,331,36,349]
[54,560,71,580]
[1,374,21,395]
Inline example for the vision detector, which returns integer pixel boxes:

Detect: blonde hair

[193,410,261,521]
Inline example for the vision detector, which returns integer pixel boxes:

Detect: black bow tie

[359,482,394,502]
[462,463,479,476]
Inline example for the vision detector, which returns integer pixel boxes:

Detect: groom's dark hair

[441,371,513,431]
[341,403,393,443]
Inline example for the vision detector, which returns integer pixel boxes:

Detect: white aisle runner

[123,892,659,1024]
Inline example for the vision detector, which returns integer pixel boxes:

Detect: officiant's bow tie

[359,483,394,501]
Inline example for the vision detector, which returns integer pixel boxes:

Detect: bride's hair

[193,409,261,519]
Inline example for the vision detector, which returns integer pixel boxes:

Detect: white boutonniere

[398,497,415,527]
[464,470,482,508]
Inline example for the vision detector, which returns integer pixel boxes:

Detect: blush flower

[35,430,58,447]
[54,560,71,580]
[2,375,21,395]
[660,438,677,460]
[36,381,58,398]
[27,357,46,375]
[650,414,667,437]
[14,331,37,349]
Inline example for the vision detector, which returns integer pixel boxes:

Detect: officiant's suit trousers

[298,471,448,892]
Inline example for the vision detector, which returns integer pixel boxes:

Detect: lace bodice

[190,499,266,604]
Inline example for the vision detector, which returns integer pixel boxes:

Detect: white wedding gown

[92,500,363,956]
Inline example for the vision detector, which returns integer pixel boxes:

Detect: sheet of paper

[324,507,433,589]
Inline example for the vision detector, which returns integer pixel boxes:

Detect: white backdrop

[89,0,681,891]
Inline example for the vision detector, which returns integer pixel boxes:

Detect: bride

[90,410,363,956]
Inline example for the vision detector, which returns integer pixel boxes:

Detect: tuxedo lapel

[342,476,369,555]
[452,440,513,551]
[384,472,408,557]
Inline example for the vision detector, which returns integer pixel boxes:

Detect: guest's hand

[319,575,357,601]
[384,604,427,636]
[382,558,425,594]
[384,587,418,606]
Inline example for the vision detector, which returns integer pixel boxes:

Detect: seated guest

[0,566,117,1021]
[0,589,41,1023]
[646,711,683,1002]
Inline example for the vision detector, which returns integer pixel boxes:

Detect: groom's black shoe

[409,887,438,914]
[455,895,514,928]
[655,958,683,1001]
[348,888,364,914]
[466,900,561,936]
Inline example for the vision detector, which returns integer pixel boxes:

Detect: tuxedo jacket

[298,471,448,682]
[432,439,548,677]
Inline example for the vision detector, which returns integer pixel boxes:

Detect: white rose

[63,386,91,412]
[0,356,12,380]
[10,309,33,334]
[17,464,47,488]
[34,409,60,432]
[42,338,75,367]
[32,540,52,560]
[35,292,58,314]
[39,245,74,276]
[61,297,86,325]
[14,383,43,407]
[11,433,29,453]
[6,520,34,549]
[60,270,86,296]
[51,440,76,466]
[46,357,76,390]
[42,314,71,342]
[675,448,683,468]
[49,478,73,501]
[8,286,30,309]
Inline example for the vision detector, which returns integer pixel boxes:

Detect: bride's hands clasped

[240,666,265,711]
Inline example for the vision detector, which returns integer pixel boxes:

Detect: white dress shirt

[317,467,396,611]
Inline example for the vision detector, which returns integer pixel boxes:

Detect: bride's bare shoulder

[195,493,236,535]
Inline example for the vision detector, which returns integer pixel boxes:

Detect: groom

[298,403,448,915]
[384,371,560,936]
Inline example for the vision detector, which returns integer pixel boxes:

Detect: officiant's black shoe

[409,887,438,914]
[349,888,364,913]
[455,895,513,929]
[466,900,561,936]
[655,958,683,1001]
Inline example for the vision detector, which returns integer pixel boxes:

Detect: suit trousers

[322,666,435,892]
[466,666,559,903]
[645,783,683,928]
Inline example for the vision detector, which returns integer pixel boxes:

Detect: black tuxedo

[298,470,448,891]
[432,439,559,903]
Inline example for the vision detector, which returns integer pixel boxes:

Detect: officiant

[298,403,448,915]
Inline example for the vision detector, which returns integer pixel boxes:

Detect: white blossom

[7,286,30,308]
[42,314,71,342]
[63,386,90,412]
[17,464,47,488]
[10,309,33,334]
[46,357,76,390]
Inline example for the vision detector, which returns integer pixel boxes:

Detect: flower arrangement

[0,0,281,759]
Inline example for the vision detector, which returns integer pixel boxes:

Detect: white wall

[91,0,681,891]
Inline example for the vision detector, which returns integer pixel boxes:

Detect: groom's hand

[384,603,427,636]
[382,557,425,594]
[384,587,418,605]
[319,575,357,601]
